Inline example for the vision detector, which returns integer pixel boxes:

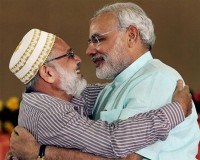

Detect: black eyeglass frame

[44,49,75,64]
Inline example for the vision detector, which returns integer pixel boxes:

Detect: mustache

[91,54,106,61]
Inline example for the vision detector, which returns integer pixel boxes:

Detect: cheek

[54,74,62,87]
[102,42,112,49]
[97,47,112,59]
[99,38,117,52]
[66,63,77,73]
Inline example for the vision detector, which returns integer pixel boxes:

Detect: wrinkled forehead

[89,13,118,36]
[51,37,71,56]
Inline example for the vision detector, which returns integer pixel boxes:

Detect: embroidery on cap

[21,33,56,84]
[10,29,41,74]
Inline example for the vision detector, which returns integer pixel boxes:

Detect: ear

[126,25,139,48]
[38,65,56,83]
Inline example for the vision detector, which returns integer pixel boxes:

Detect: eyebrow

[91,33,108,39]
[89,33,100,37]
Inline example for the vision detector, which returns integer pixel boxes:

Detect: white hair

[91,2,155,50]
[50,62,87,97]
[96,32,131,79]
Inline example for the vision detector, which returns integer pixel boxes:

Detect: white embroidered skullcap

[9,29,56,84]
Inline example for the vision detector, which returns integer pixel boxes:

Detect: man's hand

[9,126,39,160]
[8,126,143,160]
[9,126,142,160]
[172,79,192,117]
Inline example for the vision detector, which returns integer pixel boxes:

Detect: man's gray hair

[91,2,155,49]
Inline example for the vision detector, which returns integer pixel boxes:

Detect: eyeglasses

[44,49,75,64]
[88,29,117,49]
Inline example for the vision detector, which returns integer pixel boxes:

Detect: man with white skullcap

[9,29,56,84]
[8,28,192,160]
[9,29,55,84]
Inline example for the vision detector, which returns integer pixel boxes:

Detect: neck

[129,40,149,63]
[33,80,73,102]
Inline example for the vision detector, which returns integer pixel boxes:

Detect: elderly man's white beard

[53,63,87,97]
[96,34,131,79]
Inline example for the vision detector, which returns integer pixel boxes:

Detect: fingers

[12,128,19,137]
[5,150,19,160]
[183,85,192,100]
[5,150,12,160]
[176,79,184,91]
[12,126,28,138]
[183,85,192,117]
[172,80,193,117]
[14,126,24,134]
[10,127,20,149]
[183,85,190,93]
[188,99,192,116]
[10,126,20,139]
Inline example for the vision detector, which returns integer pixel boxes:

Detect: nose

[74,54,82,63]
[86,43,97,56]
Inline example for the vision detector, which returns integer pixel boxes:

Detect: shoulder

[137,59,182,81]
[22,92,75,114]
